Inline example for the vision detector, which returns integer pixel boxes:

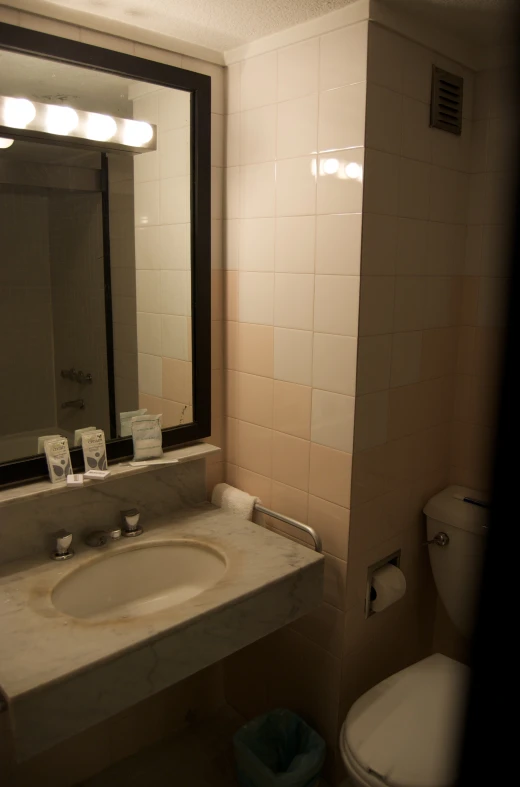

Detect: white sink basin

[52,541,227,621]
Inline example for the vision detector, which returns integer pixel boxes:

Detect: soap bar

[84,469,111,479]
[66,474,84,486]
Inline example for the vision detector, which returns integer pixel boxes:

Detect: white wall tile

[362,214,398,275]
[137,312,162,356]
[240,162,276,218]
[314,275,360,336]
[317,149,364,214]
[226,113,240,167]
[315,214,362,275]
[430,167,469,224]
[356,334,392,394]
[398,158,430,220]
[241,52,277,111]
[225,220,240,270]
[135,227,161,270]
[359,276,395,335]
[311,389,355,452]
[367,24,404,93]
[161,128,190,178]
[226,63,241,114]
[211,113,225,167]
[159,176,188,224]
[393,276,427,331]
[134,151,159,183]
[275,216,315,273]
[274,273,314,330]
[390,332,422,387]
[312,333,357,395]
[278,38,320,102]
[211,167,223,220]
[395,218,429,275]
[134,181,159,226]
[239,218,275,271]
[320,22,368,91]
[365,84,402,155]
[274,328,313,385]
[276,156,317,216]
[162,315,189,360]
[138,353,162,397]
[158,90,190,131]
[401,97,432,162]
[354,390,389,451]
[401,39,432,103]
[159,224,188,270]
[318,82,366,152]
[136,270,161,313]
[363,149,399,215]
[238,272,274,324]
[225,167,240,219]
[277,94,319,160]
[160,270,187,315]
[240,104,277,165]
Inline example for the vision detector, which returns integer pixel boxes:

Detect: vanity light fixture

[0,95,156,152]
[0,137,14,149]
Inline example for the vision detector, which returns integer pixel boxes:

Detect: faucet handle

[121,509,142,537]
[52,529,74,561]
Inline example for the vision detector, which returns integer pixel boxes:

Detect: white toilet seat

[339,654,470,787]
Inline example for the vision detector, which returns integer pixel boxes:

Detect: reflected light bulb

[86,112,117,141]
[3,98,36,129]
[123,119,154,147]
[46,105,78,135]
[345,162,362,180]
[323,158,339,175]
[0,138,14,149]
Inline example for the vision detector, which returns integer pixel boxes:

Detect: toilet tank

[424,486,488,638]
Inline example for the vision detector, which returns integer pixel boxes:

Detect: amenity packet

[120,408,147,437]
[44,437,72,484]
[81,429,108,472]
[38,434,61,454]
[131,414,163,461]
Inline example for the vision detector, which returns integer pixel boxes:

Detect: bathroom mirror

[0,23,211,487]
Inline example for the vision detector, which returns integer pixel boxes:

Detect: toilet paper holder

[365,549,401,618]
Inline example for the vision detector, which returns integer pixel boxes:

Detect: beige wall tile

[272,431,310,491]
[312,333,357,395]
[271,480,309,525]
[291,602,344,657]
[314,276,360,336]
[273,380,312,439]
[316,213,362,275]
[358,277,395,336]
[323,553,348,610]
[236,420,273,477]
[233,465,273,506]
[420,327,457,380]
[224,270,238,321]
[234,371,274,428]
[309,443,352,507]
[235,323,274,378]
[311,389,355,453]
[361,213,398,275]
[390,331,423,388]
[356,335,392,394]
[354,391,389,452]
[308,495,350,560]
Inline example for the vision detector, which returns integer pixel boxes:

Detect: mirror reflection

[0,50,193,464]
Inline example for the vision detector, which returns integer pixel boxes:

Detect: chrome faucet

[121,509,142,537]
[51,529,74,561]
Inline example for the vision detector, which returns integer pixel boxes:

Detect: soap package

[120,408,147,437]
[131,414,163,461]
[44,437,72,483]
[74,426,96,446]
[81,429,108,472]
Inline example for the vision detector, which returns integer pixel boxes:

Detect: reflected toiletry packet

[37,434,61,454]
[66,474,84,485]
[44,437,72,483]
[120,408,147,437]
[84,469,111,479]
[131,414,163,461]
[74,426,96,446]
[82,429,107,472]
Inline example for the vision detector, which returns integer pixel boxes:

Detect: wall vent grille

[430,66,463,135]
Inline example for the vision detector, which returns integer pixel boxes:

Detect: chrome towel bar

[254,503,322,553]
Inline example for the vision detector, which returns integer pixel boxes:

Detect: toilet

[339,485,488,787]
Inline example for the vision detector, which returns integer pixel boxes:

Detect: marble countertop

[0,504,323,758]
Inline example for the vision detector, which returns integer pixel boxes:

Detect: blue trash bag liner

[233,708,326,787]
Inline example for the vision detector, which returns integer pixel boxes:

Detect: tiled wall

[222,20,368,777]
[48,191,111,435]
[0,190,56,436]
[451,64,514,492]
[131,83,194,428]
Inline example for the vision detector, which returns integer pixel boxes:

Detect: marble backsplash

[0,459,206,566]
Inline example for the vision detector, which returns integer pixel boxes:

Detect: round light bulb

[3,98,36,129]
[86,112,117,141]
[323,158,339,175]
[345,162,362,180]
[123,119,154,147]
[0,138,14,149]
[46,105,78,136]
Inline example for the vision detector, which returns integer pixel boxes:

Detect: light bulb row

[0,96,156,150]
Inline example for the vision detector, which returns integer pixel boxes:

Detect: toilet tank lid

[423,485,488,534]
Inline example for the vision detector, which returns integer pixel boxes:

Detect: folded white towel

[211,482,264,524]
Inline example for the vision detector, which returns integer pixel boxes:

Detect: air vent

[430,66,463,135]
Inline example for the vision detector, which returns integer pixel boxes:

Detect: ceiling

[6,0,517,54]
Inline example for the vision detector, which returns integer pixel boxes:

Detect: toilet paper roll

[371,564,406,613]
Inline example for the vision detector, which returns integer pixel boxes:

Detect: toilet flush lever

[423,531,450,547]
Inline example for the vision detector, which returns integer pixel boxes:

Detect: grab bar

[254,503,322,553]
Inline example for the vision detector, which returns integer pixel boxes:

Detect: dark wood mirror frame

[0,22,211,488]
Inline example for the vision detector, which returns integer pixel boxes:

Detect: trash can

[233,708,326,787]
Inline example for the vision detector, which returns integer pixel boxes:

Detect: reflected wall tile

[137,312,161,356]
[162,358,192,405]
[161,315,189,361]
[137,352,162,397]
